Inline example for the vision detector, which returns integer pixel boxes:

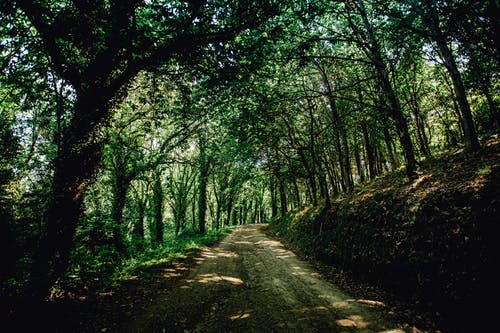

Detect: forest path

[119,224,404,332]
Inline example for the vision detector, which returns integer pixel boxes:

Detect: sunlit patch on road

[229,311,252,320]
[118,225,408,332]
[336,314,369,328]
[347,299,386,308]
[194,273,244,285]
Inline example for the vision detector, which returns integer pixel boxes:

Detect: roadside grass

[117,227,235,280]
[61,226,235,295]
[268,137,499,332]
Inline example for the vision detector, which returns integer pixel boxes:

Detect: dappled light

[134,224,406,332]
[233,241,252,245]
[161,268,183,278]
[192,273,244,285]
[256,240,282,247]
[229,311,252,321]
[411,174,433,189]
[336,315,369,328]
[290,305,329,313]
[84,224,408,332]
[330,301,351,309]
[347,299,386,308]
[200,248,239,259]
[3,0,496,331]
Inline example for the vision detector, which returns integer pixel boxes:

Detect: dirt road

[120,224,405,332]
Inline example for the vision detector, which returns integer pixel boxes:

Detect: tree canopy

[1,0,498,301]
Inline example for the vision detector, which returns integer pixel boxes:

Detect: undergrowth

[269,138,499,331]
[61,227,234,295]
[118,228,233,278]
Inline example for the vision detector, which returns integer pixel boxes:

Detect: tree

[388,0,484,151]
[2,0,497,301]
[152,169,165,246]
[0,108,20,283]
[166,163,196,236]
[5,0,289,298]
[197,129,209,234]
[343,0,417,177]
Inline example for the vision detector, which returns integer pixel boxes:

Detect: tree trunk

[197,135,208,234]
[356,91,376,180]
[270,176,278,218]
[482,83,500,132]
[110,160,129,253]
[278,176,288,216]
[324,155,339,195]
[215,203,221,230]
[356,0,417,177]
[361,120,376,180]
[153,173,164,247]
[411,104,432,158]
[175,210,181,236]
[353,139,365,183]
[423,0,480,152]
[441,46,480,151]
[375,145,387,173]
[244,201,250,225]
[251,199,259,224]
[293,178,301,208]
[340,127,354,190]
[383,125,397,170]
[297,148,318,205]
[231,207,238,225]
[379,71,415,176]
[30,90,110,298]
[0,184,16,282]
[132,199,145,250]
[226,197,233,226]
[319,67,353,192]
[212,176,222,230]
[191,190,196,230]
[0,122,17,282]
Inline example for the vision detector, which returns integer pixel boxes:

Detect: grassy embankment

[269,138,499,331]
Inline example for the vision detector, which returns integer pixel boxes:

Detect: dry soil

[118,224,405,333]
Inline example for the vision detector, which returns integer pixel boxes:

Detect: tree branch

[16,0,82,88]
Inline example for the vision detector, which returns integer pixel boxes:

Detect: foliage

[1,1,498,324]
[269,138,499,330]
[120,227,234,277]
[61,226,234,294]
